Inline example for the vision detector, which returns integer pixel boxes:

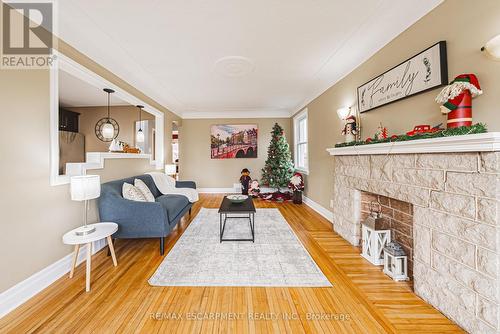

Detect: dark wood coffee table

[218,196,256,242]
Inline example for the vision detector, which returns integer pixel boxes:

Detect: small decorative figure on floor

[240,168,251,195]
[342,115,358,143]
[249,179,260,197]
[288,172,305,204]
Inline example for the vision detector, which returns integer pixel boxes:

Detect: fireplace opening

[359,191,414,281]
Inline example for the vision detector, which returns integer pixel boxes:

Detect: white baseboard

[198,187,275,194]
[198,189,333,223]
[303,196,333,223]
[0,238,107,319]
[198,188,237,193]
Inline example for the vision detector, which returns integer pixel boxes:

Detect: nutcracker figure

[435,74,483,128]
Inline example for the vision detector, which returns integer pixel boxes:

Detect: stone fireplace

[328,134,500,334]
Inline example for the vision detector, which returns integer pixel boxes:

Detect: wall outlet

[330,199,334,208]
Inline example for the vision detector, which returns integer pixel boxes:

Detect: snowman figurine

[342,115,358,143]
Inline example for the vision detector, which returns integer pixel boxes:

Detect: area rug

[149,208,331,287]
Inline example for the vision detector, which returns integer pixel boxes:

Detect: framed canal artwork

[357,41,448,113]
[211,124,258,159]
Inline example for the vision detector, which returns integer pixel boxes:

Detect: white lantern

[383,241,409,281]
[361,224,391,265]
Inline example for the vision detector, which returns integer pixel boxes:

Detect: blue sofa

[98,174,196,255]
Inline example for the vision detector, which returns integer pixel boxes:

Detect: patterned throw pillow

[122,183,146,202]
[134,179,155,202]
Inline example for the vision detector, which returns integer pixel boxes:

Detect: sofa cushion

[135,179,155,202]
[155,194,189,224]
[122,183,147,202]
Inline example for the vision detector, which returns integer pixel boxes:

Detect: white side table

[62,222,118,292]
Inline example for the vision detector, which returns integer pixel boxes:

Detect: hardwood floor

[0,194,464,333]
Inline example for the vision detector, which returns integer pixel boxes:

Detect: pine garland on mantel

[334,123,487,148]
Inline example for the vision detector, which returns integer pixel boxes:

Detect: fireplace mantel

[327,132,500,156]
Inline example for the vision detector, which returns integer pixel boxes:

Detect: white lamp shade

[483,34,500,60]
[136,129,145,143]
[70,175,101,201]
[165,164,177,175]
[336,107,351,120]
[102,122,115,139]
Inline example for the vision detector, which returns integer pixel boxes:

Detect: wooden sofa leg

[189,208,192,215]
[160,237,165,256]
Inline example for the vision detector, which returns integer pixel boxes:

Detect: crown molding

[182,109,292,119]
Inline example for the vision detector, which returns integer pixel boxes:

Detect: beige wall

[0,13,181,292]
[298,0,500,210]
[65,105,154,152]
[0,69,157,293]
[179,118,292,188]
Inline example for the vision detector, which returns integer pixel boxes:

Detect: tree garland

[334,123,487,148]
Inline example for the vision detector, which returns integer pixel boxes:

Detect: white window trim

[293,108,309,175]
[49,52,165,186]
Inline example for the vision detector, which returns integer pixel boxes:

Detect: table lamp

[165,164,177,176]
[70,175,101,236]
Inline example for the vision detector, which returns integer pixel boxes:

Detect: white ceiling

[57,0,442,118]
[59,70,129,107]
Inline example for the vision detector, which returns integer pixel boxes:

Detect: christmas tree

[261,123,294,191]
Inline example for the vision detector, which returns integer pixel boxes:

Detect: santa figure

[435,74,483,128]
[342,115,358,143]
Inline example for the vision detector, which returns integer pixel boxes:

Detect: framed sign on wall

[357,41,448,113]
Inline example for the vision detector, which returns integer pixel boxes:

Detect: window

[293,109,308,174]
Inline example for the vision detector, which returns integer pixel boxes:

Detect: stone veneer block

[432,231,476,267]
[335,155,370,167]
[446,172,498,198]
[477,197,499,225]
[430,191,475,219]
[370,155,392,181]
[477,247,499,278]
[391,154,416,168]
[480,152,500,174]
[476,296,499,328]
[414,225,431,264]
[414,260,476,315]
[431,252,498,302]
[416,153,479,172]
[392,168,445,190]
[414,207,496,251]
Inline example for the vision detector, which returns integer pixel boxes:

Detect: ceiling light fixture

[136,105,145,143]
[481,34,500,60]
[102,88,116,139]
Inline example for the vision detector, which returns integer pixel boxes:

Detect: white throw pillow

[122,183,146,202]
[134,178,155,202]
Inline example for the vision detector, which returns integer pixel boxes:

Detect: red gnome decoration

[436,74,483,128]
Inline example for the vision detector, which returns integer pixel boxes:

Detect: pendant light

[102,88,116,139]
[136,105,145,143]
